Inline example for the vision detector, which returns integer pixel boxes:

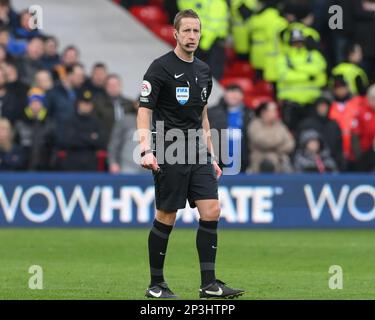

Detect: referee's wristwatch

[141,149,153,158]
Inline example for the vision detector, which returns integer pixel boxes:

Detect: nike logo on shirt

[174,73,184,79]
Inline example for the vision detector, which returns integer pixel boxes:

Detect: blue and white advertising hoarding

[0,173,374,228]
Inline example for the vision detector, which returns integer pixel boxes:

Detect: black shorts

[153,163,218,212]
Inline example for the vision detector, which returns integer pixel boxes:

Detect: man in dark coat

[46,63,86,135]
[93,74,134,146]
[61,90,105,171]
[0,65,22,123]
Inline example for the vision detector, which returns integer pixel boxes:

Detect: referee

[137,9,244,299]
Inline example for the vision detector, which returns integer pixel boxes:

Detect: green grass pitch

[0,228,374,299]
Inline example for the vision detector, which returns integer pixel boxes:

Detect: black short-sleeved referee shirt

[139,51,213,135]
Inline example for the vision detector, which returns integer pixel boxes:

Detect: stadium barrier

[0,173,374,228]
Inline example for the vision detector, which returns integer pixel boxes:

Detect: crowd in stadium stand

[0,0,374,174]
[123,0,375,173]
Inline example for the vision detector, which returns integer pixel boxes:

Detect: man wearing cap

[60,89,104,171]
[276,28,327,132]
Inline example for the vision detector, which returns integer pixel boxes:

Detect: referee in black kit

[137,9,244,299]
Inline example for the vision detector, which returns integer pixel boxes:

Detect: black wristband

[141,149,153,158]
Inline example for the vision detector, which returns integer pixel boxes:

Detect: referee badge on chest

[176,87,189,105]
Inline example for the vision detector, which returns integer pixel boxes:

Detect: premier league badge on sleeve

[141,80,152,97]
[176,87,189,105]
[201,87,208,103]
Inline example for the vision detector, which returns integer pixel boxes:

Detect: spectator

[282,0,321,51]
[33,69,53,91]
[294,129,337,173]
[61,45,80,67]
[16,36,44,85]
[329,76,362,170]
[331,75,352,103]
[277,29,327,132]
[229,0,257,60]
[247,101,295,173]
[108,103,145,174]
[0,26,27,57]
[93,74,134,145]
[46,63,86,129]
[60,90,104,171]
[53,45,80,82]
[332,43,369,96]
[0,66,22,123]
[62,45,80,67]
[353,0,375,83]
[0,0,19,32]
[0,117,25,170]
[14,9,42,40]
[208,84,253,172]
[0,44,12,68]
[14,88,56,170]
[4,63,30,99]
[297,97,344,170]
[83,62,108,97]
[41,36,60,70]
[357,85,375,171]
[248,0,287,82]
[328,0,355,66]
[4,62,28,114]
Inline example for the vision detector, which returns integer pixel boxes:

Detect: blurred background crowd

[0,0,375,174]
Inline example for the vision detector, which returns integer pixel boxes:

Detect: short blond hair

[173,9,200,31]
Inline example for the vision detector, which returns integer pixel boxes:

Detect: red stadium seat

[149,0,165,7]
[224,60,255,79]
[253,80,274,97]
[150,24,176,47]
[220,77,254,95]
[246,95,273,109]
[130,5,168,28]
[57,150,67,160]
[96,150,108,172]
[224,47,237,64]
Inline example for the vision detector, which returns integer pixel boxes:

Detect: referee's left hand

[213,161,222,180]
[141,152,159,171]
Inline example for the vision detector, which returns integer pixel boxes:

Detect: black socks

[148,219,173,285]
[196,219,218,287]
[148,218,218,288]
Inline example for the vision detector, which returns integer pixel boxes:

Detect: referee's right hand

[141,152,159,171]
